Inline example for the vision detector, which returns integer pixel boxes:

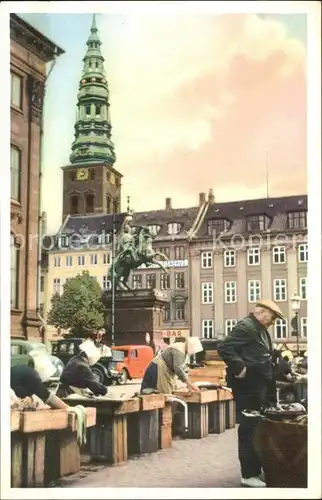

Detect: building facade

[189,195,308,351]
[10,14,64,339]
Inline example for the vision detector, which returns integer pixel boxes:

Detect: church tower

[62,14,122,220]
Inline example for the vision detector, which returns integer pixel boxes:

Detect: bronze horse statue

[107,226,169,290]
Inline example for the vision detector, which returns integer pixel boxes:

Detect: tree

[48,270,104,338]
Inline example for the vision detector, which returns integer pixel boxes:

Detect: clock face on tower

[76,168,89,181]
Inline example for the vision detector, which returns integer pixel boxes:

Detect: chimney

[208,188,215,205]
[199,192,206,206]
[165,197,172,210]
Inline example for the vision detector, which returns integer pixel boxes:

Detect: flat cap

[256,299,284,319]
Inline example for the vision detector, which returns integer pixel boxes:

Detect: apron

[154,356,177,395]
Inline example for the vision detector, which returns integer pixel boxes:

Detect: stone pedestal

[102,288,169,347]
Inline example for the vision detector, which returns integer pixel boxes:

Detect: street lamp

[291,290,301,356]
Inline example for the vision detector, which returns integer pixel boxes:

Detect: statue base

[101,288,169,348]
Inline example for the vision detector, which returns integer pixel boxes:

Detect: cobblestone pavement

[57,428,240,489]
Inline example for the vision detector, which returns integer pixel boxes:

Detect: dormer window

[167,223,181,235]
[287,211,307,229]
[148,225,161,237]
[207,219,230,236]
[98,232,111,245]
[58,235,69,248]
[247,215,270,232]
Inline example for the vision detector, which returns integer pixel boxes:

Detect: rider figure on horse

[117,224,138,264]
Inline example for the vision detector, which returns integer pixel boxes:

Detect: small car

[112,345,155,384]
[10,338,65,382]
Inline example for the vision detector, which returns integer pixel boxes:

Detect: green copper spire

[69,14,116,166]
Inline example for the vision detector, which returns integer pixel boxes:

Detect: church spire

[69,15,116,166]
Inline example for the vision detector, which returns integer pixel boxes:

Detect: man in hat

[217,300,284,488]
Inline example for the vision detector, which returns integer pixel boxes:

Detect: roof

[130,206,200,242]
[10,14,65,62]
[196,194,308,238]
[61,212,127,235]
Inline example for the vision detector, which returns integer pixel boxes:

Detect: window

[59,235,69,248]
[274,318,288,339]
[40,276,45,292]
[99,232,111,246]
[207,219,229,236]
[148,225,161,237]
[202,320,214,339]
[175,272,185,289]
[163,303,171,321]
[225,319,237,335]
[90,254,98,265]
[247,247,260,265]
[160,273,170,290]
[272,246,286,264]
[53,278,60,294]
[248,280,261,303]
[11,234,19,308]
[90,170,95,181]
[95,105,101,117]
[132,274,142,289]
[175,246,185,260]
[247,215,269,231]
[273,279,287,301]
[103,253,110,265]
[70,195,79,215]
[11,72,22,108]
[11,344,22,355]
[202,283,213,304]
[106,195,111,213]
[85,105,91,116]
[300,317,307,338]
[175,299,185,320]
[54,256,61,267]
[66,256,73,267]
[298,244,308,263]
[159,247,170,259]
[224,281,237,303]
[11,146,21,201]
[102,276,111,290]
[113,200,119,213]
[78,255,85,266]
[299,277,307,300]
[167,223,181,235]
[130,349,138,358]
[146,274,156,289]
[223,250,235,268]
[201,252,213,269]
[85,194,94,213]
[287,211,307,229]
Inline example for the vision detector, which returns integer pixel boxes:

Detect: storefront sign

[138,259,188,270]
[162,329,189,338]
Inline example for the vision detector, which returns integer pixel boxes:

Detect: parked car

[112,345,154,384]
[10,338,65,382]
[51,338,124,386]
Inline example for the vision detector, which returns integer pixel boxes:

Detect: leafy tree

[48,270,104,338]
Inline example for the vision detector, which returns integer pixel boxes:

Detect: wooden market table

[173,388,236,438]
[63,396,141,466]
[127,394,166,456]
[11,407,96,488]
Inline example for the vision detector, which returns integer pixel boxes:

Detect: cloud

[98,13,306,211]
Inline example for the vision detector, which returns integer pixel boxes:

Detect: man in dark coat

[217,300,284,488]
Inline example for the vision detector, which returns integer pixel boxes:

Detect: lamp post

[291,290,301,357]
[111,212,116,347]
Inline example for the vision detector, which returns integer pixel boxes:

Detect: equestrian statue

[107,224,169,290]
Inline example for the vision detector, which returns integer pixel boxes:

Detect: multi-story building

[128,194,209,342]
[189,194,308,351]
[10,14,64,339]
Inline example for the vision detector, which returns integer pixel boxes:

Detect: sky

[17,10,307,234]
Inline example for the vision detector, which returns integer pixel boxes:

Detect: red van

[112,345,154,385]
